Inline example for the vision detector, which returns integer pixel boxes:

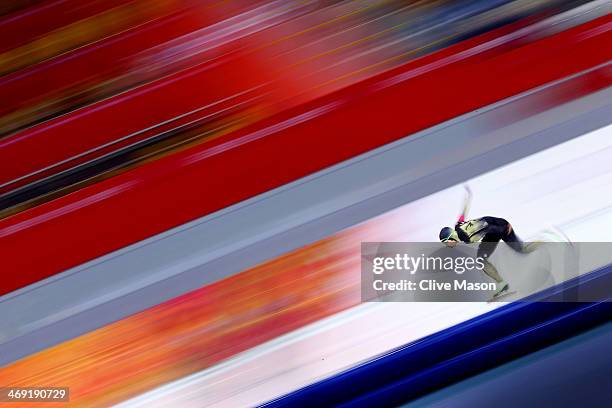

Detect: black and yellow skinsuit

[454,216,538,284]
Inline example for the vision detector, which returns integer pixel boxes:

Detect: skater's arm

[457,185,472,224]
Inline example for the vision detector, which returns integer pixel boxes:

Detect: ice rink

[116,115,612,408]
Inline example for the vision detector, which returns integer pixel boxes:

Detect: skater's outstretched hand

[458,184,472,223]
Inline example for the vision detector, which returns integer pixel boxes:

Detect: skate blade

[487,290,517,303]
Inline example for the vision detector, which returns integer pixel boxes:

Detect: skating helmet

[439,227,454,242]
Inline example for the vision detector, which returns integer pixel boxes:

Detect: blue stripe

[263,264,612,407]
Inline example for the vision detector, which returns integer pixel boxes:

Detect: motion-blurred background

[0,1,610,407]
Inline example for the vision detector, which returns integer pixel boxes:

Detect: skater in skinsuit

[439,186,540,299]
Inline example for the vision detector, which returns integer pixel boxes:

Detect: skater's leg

[522,241,544,253]
[477,240,503,282]
[504,223,542,253]
[478,239,509,297]
[482,259,503,283]
[482,259,510,297]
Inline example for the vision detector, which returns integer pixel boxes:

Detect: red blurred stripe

[0,0,132,53]
[0,27,281,192]
[0,51,268,192]
[0,1,273,125]
[0,9,532,192]
[0,10,208,117]
[0,16,610,296]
